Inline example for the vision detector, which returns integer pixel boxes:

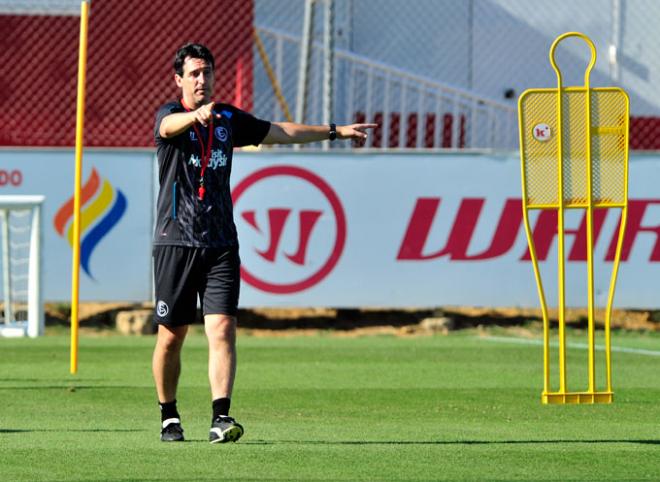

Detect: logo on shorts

[156,301,169,317]
[215,127,228,142]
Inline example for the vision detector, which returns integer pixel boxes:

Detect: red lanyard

[181,99,214,200]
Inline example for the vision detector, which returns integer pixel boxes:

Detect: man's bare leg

[153,324,188,402]
[204,314,237,400]
[205,314,243,443]
[153,323,188,441]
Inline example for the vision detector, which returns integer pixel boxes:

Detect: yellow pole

[583,46,597,396]
[549,36,567,395]
[522,208,551,397]
[605,95,630,395]
[71,0,90,374]
[517,96,551,399]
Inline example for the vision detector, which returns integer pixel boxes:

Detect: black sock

[212,397,231,419]
[159,400,180,422]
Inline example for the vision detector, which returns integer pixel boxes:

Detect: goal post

[0,195,45,338]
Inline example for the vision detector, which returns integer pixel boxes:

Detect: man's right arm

[159,101,219,138]
[159,111,198,139]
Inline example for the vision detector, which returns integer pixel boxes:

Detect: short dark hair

[173,43,215,76]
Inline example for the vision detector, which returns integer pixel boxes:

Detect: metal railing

[255,25,518,150]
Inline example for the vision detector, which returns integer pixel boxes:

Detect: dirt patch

[45,303,660,334]
[45,302,152,328]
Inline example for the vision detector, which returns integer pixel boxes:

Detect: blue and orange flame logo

[54,168,127,279]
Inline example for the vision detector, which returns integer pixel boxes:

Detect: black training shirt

[153,100,271,248]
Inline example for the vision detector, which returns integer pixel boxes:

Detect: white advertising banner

[0,149,153,301]
[0,149,657,308]
[232,152,659,308]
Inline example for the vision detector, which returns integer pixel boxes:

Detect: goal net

[0,196,45,338]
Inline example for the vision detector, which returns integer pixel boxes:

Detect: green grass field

[1,329,659,481]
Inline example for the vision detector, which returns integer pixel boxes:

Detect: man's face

[175,56,214,106]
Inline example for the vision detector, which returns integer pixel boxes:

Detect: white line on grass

[478,335,660,357]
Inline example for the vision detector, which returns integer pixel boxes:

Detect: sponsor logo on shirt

[189,150,228,169]
[209,150,228,169]
[189,154,201,167]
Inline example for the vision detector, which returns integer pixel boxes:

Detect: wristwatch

[329,123,337,141]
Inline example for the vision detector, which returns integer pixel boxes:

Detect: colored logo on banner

[54,168,127,279]
[233,166,347,294]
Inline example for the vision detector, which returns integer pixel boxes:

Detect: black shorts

[153,245,241,326]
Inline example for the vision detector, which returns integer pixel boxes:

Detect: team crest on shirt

[189,130,197,141]
[215,126,228,142]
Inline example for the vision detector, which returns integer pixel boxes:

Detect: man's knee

[204,315,237,345]
[156,324,188,352]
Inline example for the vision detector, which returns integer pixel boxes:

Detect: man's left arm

[261,122,377,145]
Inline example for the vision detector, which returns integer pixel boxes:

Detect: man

[153,43,375,443]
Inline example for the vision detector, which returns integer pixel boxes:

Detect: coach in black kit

[152,43,375,443]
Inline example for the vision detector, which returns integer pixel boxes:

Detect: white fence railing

[255,26,518,150]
